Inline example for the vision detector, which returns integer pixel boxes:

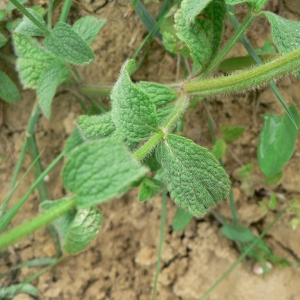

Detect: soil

[1,0,300,299]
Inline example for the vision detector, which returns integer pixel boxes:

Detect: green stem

[134,94,188,161]
[0,197,77,251]
[134,130,164,161]
[47,0,53,29]
[162,93,188,133]
[152,190,167,300]
[202,13,255,78]
[26,104,50,202]
[229,190,238,224]
[200,210,285,300]
[10,0,51,35]
[184,47,300,96]
[0,152,64,233]
[1,140,28,215]
[59,0,72,23]
[79,85,113,98]
[227,5,297,128]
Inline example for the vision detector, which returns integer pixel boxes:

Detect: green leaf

[0,283,39,299]
[157,104,175,124]
[40,199,76,247]
[264,12,300,55]
[237,163,254,179]
[174,0,226,70]
[255,39,277,55]
[258,105,300,177]
[212,138,227,159]
[73,16,106,45]
[143,151,161,172]
[63,206,102,254]
[0,71,20,103]
[172,207,193,231]
[44,22,94,65]
[0,32,7,47]
[13,33,57,88]
[65,128,85,157]
[111,60,158,141]
[225,0,267,13]
[264,170,283,185]
[139,177,165,202]
[15,8,46,36]
[268,193,277,210]
[77,113,115,140]
[135,81,177,108]
[62,139,148,208]
[6,0,28,12]
[156,134,230,216]
[221,223,256,243]
[221,125,245,142]
[160,16,191,57]
[37,62,70,118]
[40,199,102,254]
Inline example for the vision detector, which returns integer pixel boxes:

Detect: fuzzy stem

[0,197,77,251]
[184,47,300,96]
[134,130,164,161]
[10,0,51,35]
[59,0,72,23]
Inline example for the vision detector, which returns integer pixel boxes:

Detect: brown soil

[1,0,300,299]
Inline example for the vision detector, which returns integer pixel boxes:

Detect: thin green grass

[152,190,167,300]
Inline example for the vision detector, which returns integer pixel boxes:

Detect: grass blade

[152,190,167,300]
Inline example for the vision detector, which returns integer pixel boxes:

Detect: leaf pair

[13,15,106,117]
[78,59,176,142]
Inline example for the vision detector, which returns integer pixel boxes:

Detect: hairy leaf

[136,81,177,108]
[73,16,106,45]
[44,22,94,65]
[65,128,85,157]
[0,71,20,103]
[174,0,226,70]
[37,62,70,118]
[172,207,193,231]
[212,138,227,159]
[111,60,158,141]
[139,177,165,202]
[15,8,46,36]
[156,134,230,216]
[157,104,175,124]
[62,139,148,207]
[258,105,300,177]
[221,125,245,142]
[77,113,115,140]
[13,33,57,88]
[63,206,102,254]
[264,12,300,55]
[40,200,102,254]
